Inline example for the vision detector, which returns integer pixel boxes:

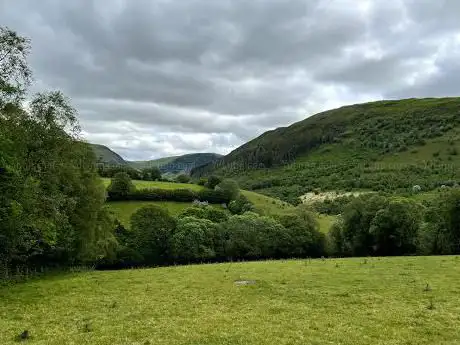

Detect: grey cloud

[1,0,459,159]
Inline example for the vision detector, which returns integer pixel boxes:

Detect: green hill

[91,144,127,166]
[130,153,222,174]
[191,97,460,202]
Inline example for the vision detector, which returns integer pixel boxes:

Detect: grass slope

[1,257,460,344]
[191,97,460,202]
[106,201,200,225]
[128,156,179,170]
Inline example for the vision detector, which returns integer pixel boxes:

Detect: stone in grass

[234,279,257,286]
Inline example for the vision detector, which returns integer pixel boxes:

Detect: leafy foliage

[130,206,176,265]
[228,194,254,215]
[0,27,116,277]
[107,172,136,199]
[171,217,217,262]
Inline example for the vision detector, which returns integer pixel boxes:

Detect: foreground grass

[1,257,460,344]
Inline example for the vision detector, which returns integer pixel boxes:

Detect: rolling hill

[91,144,127,166]
[191,97,460,203]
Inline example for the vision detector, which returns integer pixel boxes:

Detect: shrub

[107,172,135,200]
[176,174,191,183]
[369,198,422,256]
[203,207,229,223]
[197,178,207,186]
[205,175,221,189]
[276,207,326,257]
[177,206,206,219]
[215,179,240,201]
[171,217,217,263]
[422,189,460,254]
[130,206,176,265]
[140,167,161,181]
[218,213,291,260]
[228,194,254,215]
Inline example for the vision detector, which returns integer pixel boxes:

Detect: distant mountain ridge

[90,143,222,175]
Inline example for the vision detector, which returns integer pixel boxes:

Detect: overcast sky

[1,0,459,160]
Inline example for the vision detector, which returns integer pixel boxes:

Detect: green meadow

[1,256,459,345]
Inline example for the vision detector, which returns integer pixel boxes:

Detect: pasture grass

[101,178,204,191]
[1,256,460,344]
[106,201,204,226]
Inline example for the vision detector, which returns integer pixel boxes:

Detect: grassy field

[106,201,205,225]
[1,256,460,344]
[101,178,204,191]
[102,178,294,218]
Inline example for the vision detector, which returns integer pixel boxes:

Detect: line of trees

[99,204,327,268]
[0,27,117,278]
[327,191,460,256]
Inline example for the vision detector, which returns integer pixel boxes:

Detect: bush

[228,194,254,215]
[176,174,191,183]
[422,189,460,254]
[369,198,422,256]
[140,167,161,181]
[130,206,176,265]
[177,206,206,219]
[205,175,221,189]
[171,217,217,262]
[215,179,240,201]
[203,207,229,223]
[218,212,291,260]
[197,178,207,186]
[107,172,135,200]
[276,206,326,257]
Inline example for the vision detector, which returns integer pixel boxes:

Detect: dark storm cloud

[1,0,459,159]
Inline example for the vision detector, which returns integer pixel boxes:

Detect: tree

[177,206,206,220]
[0,27,32,107]
[204,207,229,223]
[107,172,135,199]
[141,167,161,181]
[228,194,254,215]
[205,175,221,189]
[276,206,326,257]
[216,179,240,201]
[369,198,421,256]
[171,216,216,262]
[130,206,176,265]
[176,174,191,183]
[422,189,460,254]
[219,212,290,260]
[0,28,117,275]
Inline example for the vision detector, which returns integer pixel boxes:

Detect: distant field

[106,201,224,226]
[102,178,293,217]
[1,256,459,345]
[101,178,204,191]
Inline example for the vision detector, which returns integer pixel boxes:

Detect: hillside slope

[91,144,127,165]
[191,97,460,202]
